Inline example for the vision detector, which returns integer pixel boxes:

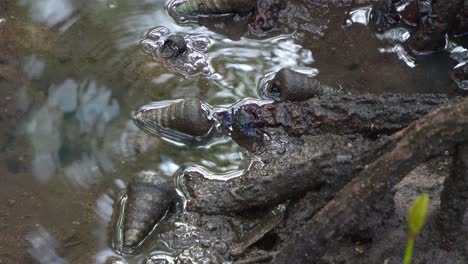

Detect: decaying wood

[272,97,468,263]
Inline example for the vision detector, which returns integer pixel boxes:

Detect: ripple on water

[141,26,213,76]
[13,1,323,263]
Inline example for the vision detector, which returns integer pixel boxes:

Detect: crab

[217,104,270,150]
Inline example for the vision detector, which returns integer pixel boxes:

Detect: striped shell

[268,69,324,102]
[133,98,213,141]
[124,171,176,248]
[175,0,256,15]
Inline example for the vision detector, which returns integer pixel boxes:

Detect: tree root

[437,143,468,249]
[256,94,447,137]
[185,94,447,215]
[272,97,468,263]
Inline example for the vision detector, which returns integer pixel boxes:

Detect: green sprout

[403,194,429,264]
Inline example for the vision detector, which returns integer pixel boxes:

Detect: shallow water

[0,0,465,263]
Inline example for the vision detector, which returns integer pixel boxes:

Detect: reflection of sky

[137,32,317,105]
[18,0,74,27]
[23,55,47,80]
[347,5,417,68]
[26,79,121,185]
[207,34,316,103]
[27,226,68,264]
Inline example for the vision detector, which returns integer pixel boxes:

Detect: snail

[174,0,256,16]
[132,98,214,142]
[266,69,328,102]
[123,171,177,248]
[160,35,188,59]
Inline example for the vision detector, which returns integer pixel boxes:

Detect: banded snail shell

[268,69,324,102]
[175,0,256,15]
[123,171,176,248]
[133,98,213,141]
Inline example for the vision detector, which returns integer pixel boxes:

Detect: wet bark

[186,94,447,215]
[256,94,447,137]
[272,97,468,263]
[437,143,468,249]
[186,135,381,214]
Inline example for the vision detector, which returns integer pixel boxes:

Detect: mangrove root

[272,96,468,263]
[436,143,468,249]
[185,94,447,214]
[256,94,447,137]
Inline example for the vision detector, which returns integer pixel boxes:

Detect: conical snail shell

[268,68,324,102]
[124,171,176,248]
[175,0,256,15]
[133,98,213,140]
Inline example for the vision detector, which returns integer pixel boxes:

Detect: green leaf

[407,194,429,235]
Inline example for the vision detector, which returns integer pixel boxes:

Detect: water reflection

[347,5,372,26]
[207,34,316,104]
[27,226,68,264]
[141,26,213,76]
[18,0,75,27]
[75,81,119,133]
[23,55,47,81]
[12,0,323,262]
[379,44,416,68]
[95,193,124,264]
[27,106,62,181]
[26,79,121,184]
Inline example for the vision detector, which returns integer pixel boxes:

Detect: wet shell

[133,98,214,140]
[123,171,177,248]
[160,35,187,59]
[268,69,324,102]
[175,0,256,15]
